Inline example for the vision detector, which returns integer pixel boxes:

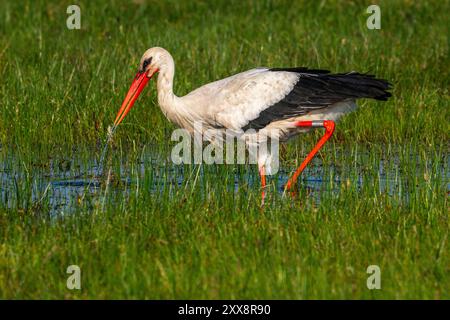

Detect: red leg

[259,165,267,206]
[284,120,335,192]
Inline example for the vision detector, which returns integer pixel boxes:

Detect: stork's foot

[287,185,316,199]
[259,165,267,207]
[284,120,335,192]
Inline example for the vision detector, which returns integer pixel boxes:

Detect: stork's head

[113,47,170,127]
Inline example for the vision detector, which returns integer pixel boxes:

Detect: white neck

[155,53,193,128]
[156,54,177,104]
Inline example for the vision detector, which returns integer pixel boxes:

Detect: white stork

[113,47,391,202]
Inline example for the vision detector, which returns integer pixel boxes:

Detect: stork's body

[114,47,391,202]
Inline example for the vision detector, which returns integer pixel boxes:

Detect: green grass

[0,0,448,299]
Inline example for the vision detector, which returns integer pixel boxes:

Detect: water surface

[1,146,448,215]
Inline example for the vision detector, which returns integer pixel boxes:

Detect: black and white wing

[184,67,391,131]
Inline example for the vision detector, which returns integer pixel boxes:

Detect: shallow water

[1,146,448,215]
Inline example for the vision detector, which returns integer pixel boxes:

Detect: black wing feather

[242,68,392,131]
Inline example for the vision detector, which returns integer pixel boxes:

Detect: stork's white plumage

[113,47,391,203]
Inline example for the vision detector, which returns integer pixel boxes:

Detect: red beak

[113,71,151,127]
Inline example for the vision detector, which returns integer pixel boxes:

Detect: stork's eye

[142,57,152,70]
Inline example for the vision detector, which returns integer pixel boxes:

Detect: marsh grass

[0,0,448,299]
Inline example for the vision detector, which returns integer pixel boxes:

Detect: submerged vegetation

[0,1,448,299]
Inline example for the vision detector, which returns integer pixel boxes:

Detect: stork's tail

[325,71,392,101]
